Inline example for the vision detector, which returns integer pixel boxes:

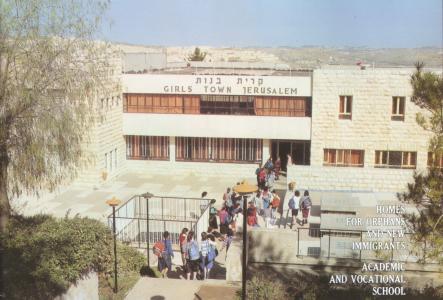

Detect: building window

[176,137,262,163]
[291,141,311,165]
[123,93,310,117]
[104,153,108,171]
[123,94,199,114]
[254,97,308,117]
[125,136,169,160]
[375,151,416,169]
[339,96,352,119]
[392,96,405,121]
[428,152,443,168]
[271,140,310,166]
[323,149,364,167]
[200,95,255,115]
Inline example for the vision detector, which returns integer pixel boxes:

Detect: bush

[1,214,145,299]
[240,274,290,300]
[243,271,443,300]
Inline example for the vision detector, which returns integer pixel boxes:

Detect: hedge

[1,214,145,300]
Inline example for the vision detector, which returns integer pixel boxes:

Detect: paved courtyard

[12,169,405,225]
[12,172,257,221]
[125,277,238,300]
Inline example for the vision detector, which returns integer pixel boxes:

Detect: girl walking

[185,231,200,280]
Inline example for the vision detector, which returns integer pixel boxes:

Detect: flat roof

[123,67,312,77]
[122,56,313,76]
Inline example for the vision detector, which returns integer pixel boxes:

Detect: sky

[101,0,443,48]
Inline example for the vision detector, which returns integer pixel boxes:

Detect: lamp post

[106,196,122,294]
[141,192,154,267]
[233,181,258,300]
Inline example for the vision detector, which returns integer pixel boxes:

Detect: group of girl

[178,226,233,280]
[247,187,281,228]
[288,190,312,228]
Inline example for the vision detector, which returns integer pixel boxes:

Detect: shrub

[1,214,145,299]
[244,270,443,300]
[240,274,290,300]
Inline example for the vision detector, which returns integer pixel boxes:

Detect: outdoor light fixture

[106,196,122,294]
[106,196,121,207]
[140,192,153,266]
[233,180,258,300]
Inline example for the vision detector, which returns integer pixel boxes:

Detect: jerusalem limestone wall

[74,53,126,187]
[294,68,433,192]
[287,165,420,192]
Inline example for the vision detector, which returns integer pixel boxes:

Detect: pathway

[124,277,238,300]
[12,171,256,221]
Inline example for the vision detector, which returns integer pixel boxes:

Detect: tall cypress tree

[399,63,443,263]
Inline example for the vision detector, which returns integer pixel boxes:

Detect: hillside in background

[264,47,442,68]
[117,43,442,69]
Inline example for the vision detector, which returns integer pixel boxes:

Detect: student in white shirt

[288,190,301,229]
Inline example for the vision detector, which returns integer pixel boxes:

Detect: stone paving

[125,277,238,300]
[12,171,257,221]
[12,168,400,225]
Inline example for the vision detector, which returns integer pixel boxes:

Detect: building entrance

[271,141,291,171]
[271,140,311,171]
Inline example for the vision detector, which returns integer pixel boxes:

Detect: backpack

[207,245,217,262]
[225,213,233,225]
[271,195,280,208]
[301,196,312,209]
[153,240,165,257]
[187,240,199,260]
[288,197,295,209]
[259,171,266,181]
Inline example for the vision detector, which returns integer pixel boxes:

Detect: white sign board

[123,74,312,97]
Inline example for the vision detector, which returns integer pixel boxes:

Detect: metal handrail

[192,200,211,240]
[112,216,200,222]
[108,195,214,252]
[111,195,138,216]
[193,201,211,227]
[109,195,215,218]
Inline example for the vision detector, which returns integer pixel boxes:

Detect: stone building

[79,57,437,193]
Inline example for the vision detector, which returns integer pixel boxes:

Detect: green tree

[0,0,114,231]
[410,62,443,154]
[399,63,443,263]
[188,47,207,61]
